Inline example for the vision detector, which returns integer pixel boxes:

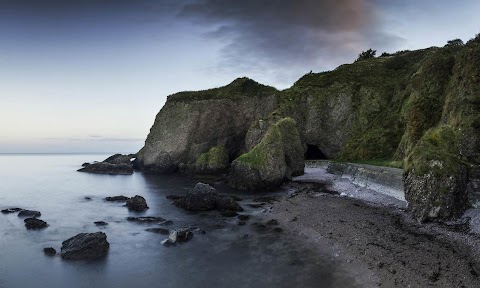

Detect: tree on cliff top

[444,39,464,47]
[355,49,376,62]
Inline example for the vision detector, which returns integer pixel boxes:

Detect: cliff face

[137,39,480,221]
[135,78,278,173]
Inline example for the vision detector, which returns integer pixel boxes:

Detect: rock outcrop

[61,232,109,260]
[78,154,135,175]
[229,118,304,190]
[125,195,149,211]
[173,183,243,212]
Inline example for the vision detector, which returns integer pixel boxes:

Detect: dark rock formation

[61,232,109,260]
[103,154,136,165]
[229,117,304,190]
[161,228,194,246]
[24,218,48,230]
[1,208,22,214]
[105,196,130,202]
[173,183,243,212]
[81,162,90,167]
[94,221,108,226]
[43,247,57,256]
[145,228,170,235]
[18,210,41,218]
[126,216,165,223]
[78,162,134,175]
[125,195,149,211]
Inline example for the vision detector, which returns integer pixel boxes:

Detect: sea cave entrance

[305,144,327,160]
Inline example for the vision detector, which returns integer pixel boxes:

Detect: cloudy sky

[1,0,479,153]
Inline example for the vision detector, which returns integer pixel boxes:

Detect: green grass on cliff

[168,77,278,103]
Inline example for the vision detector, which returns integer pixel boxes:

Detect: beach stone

[24,218,48,230]
[18,210,41,218]
[61,232,109,260]
[126,195,149,211]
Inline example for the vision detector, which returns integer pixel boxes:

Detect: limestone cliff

[137,37,480,221]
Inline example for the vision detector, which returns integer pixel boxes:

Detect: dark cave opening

[305,144,327,160]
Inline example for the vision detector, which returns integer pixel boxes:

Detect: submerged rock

[162,228,194,246]
[145,228,170,235]
[43,247,57,256]
[78,162,134,175]
[18,210,41,218]
[24,218,48,230]
[105,196,130,202]
[61,232,109,260]
[1,208,22,214]
[125,195,149,211]
[173,183,243,212]
[94,221,108,226]
[126,216,165,223]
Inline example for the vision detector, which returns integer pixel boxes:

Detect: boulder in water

[24,218,48,230]
[61,232,109,260]
[18,210,41,218]
[125,195,149,211]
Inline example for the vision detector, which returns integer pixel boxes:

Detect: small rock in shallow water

[237,214,250,221]
[266,219,279,226]
[94,221,108,226]
[44,247,56,256]
[126,216,165,223]
[84,197,92,200]
[24,218,48,230]
[126,195,149,211]
[220,211,238,217]
[162,228,194,246]
[18,210,41,218]
[145,228,170,235]
[61,232,109,260]
[1,208,22,214]
[105,196,130,202]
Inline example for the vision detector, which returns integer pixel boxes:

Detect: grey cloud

[179,0,404,86]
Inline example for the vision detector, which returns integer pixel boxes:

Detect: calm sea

[0,154,357,288]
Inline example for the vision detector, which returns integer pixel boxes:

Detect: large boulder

[173,183,243,212]
[404,126,468,222]
[61,232,109,260]
[78,162,133,175]
[229,118,304,190]
[125,195,149,211]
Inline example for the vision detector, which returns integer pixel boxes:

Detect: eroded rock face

[78,162,134,175]
[229,118,304,190]
[173,183,243,212]
[61,232,109,260]
[135,78,278,173]
[125,195,149,211]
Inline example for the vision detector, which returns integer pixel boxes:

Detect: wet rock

[266,219,279,226]
[61,232,109,260]
[81,162,90,167]
[162,228,194,246]
[159,220,174,226]
[126,195,149,211]
[220,211,238,217]
[238,214,250,221]
[24,218,48,230]
[94,221,108,226]
[126,216,165,223]
[145,228,170,235]
[44,247,57,256]
[173,183,243,212]
[18,210,41,218]
[103,154,135,165]
[105,196,130,202]
[78,162,134,175]
[1,208,22,214]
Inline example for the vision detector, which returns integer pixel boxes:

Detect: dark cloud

[180,0,403,85]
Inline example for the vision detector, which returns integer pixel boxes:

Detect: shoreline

[267,167,480,287]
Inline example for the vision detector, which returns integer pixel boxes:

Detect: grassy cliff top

[167,77,278,103]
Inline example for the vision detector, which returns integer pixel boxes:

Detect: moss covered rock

[404,126,468,222]
[186,145,229,174]
[229,118,304,190]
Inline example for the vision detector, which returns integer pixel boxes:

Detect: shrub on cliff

[355,49,376,62]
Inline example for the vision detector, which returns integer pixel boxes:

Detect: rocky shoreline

[268,173,480,287]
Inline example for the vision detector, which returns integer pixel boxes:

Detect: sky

[0,0,479,153]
